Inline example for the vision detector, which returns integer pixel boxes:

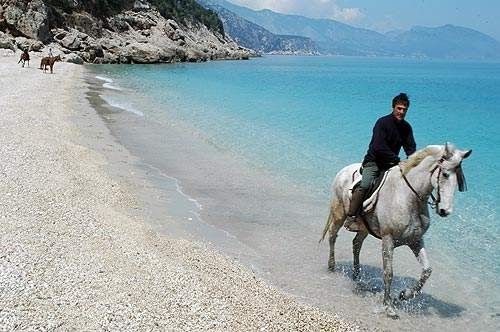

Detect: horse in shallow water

[18,51,30,67]
[321,144,471,318]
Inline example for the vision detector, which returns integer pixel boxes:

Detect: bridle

[399,157,467,214]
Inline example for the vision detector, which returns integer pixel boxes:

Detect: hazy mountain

[387,25,500,59]
[201,0,500,59]
[200,0,397,56]
[198,0,318,54]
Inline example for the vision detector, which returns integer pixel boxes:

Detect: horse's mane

[400,145,443,175]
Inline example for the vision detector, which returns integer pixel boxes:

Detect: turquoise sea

[89,56,500,331]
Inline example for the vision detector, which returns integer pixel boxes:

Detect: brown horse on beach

[18,51,30,67]
[39,55,62,74]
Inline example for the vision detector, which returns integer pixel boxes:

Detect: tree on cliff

[43,0,224,34]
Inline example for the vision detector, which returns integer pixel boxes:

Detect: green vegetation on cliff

[150,0,223,35]
[44,0,224,34]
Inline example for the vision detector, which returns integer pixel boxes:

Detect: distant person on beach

[344,92,416,230]
[48,48,53,57]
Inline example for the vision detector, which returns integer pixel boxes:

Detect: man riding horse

[344,93,416,231]
[322,93,471,318]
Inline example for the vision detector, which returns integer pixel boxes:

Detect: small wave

[145,164,246,243]
[145,164,203,210]
[101,95,144,117]
[102,83,123,91]
[95,75,113,83]
[95,76,123,90]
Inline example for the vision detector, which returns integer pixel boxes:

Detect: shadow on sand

[334,261,465,318]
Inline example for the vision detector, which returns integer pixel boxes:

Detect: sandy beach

[0,54,360,330]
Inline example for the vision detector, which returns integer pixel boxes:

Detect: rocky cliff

[0,0,253,63]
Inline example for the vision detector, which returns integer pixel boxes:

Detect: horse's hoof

[385,306,399,319]
[328,261,335,272]
[399,289,412,301]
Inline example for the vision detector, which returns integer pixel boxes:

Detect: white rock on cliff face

[65,52,84,64]
[0,31,15,51]
[3,0,50,42]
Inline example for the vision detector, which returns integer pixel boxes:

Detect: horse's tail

[319,205,335,243]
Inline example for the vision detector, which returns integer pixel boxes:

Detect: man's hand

[389,157,400,167]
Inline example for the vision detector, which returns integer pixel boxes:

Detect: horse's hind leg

[352,231,368,280]
[325,199,344,271]
[399,240,432,301]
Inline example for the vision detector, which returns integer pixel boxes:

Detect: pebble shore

[0,54,360,331]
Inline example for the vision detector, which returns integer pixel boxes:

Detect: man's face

[392,103,408,121]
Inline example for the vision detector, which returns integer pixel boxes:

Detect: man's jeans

[360,162,380,190]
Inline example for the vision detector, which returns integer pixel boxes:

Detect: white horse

[321,143,471,318]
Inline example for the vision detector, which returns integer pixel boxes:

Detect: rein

[399,163,441,211]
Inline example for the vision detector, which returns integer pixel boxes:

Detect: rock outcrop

[0,0,254,63]
[1,0,51,42]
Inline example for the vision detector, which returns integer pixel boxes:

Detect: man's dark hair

[392,93,410,108]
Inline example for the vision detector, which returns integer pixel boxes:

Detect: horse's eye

[442,172,450,179]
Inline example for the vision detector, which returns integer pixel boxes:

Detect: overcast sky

[228,0,500,40]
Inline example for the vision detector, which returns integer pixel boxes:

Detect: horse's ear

[443,142,453,159]
[461,149,472,159]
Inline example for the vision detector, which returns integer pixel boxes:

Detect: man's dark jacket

[363,114,416,169]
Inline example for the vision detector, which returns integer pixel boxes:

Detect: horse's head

[431,143,472,217]
[54,55,62,61]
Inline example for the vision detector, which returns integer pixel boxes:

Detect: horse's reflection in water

[322,144,471,318]
[334,261,465,318]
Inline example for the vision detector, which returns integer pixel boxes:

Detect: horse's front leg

[352,231,368,280]
[382,235,398,318]
[399,240,432,301]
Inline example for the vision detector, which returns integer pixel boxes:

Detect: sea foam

[101,95,144,117]
[96,75,123,91]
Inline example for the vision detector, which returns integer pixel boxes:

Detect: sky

[228,0,500,40]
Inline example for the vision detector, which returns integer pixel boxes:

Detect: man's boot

[344,187,366,231]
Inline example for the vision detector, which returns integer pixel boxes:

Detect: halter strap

[399,165,440,210]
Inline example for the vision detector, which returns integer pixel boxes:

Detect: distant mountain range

[203,3,319,54]
[198,0,318,54]
[199,0,500,59]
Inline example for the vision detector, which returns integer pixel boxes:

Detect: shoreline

[0,53,359,330]
[82,70,254,254]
